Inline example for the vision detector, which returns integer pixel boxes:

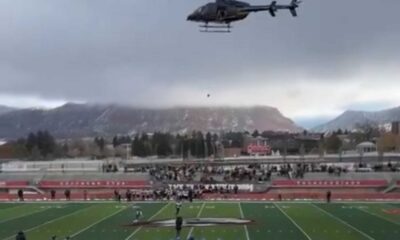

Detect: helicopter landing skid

[199,24,232,33]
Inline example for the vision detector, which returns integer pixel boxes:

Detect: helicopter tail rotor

[268,1,277,17]
[289,0,301,17]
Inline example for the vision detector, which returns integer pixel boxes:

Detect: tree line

[0,122,386,160]
[10,130,58,160]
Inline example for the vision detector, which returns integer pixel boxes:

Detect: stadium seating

[0,159,103,172]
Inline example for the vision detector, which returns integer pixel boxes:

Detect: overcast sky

[1,0,400,127]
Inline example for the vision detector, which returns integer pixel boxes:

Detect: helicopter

[187,0,302,32]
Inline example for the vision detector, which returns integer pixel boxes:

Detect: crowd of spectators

[149,165,197,182]
[126,161,400,186]
[110,183,242,202]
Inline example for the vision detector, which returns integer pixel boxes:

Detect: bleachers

[272,172,400,180]
[0,159,104,172]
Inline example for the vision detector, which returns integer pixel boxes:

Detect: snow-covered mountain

[0,103,302,139]
[312,106,400,132]
[0,105,16,115]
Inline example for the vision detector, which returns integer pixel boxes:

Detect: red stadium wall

[38,180,151,189]
[0,180,29,189]
[271,180,389,188]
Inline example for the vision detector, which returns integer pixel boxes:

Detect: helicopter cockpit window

[196,7,204,14]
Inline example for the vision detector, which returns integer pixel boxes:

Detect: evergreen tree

[205,132,213,157]
[26,132,37,153]
[140,133,151,156]
[132,135,144,157]
[252,129,260,138]
[181,135,189,159]
[24,130,56,159]
[196,131,205,158]
[325,133,342,153]
[41,130,56,158]
[156,133,172,157]
[112,136,118,148]
[95,137,105,151]
[189,131,197,157]
[30,146,41,160]
[36,130,44,155]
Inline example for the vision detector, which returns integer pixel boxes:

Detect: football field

[0,201,399,240]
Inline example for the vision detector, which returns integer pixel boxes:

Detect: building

[223,147,242,157]
[242,135,271,156]
[246,143,271,156]
[377,132,400,152]
[356,141,377,153]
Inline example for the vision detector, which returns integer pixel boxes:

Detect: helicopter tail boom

[242,0,301,17]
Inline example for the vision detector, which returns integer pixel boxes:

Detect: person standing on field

[175,216,183,239]
[15,231,26,240]
[326,190,332,203]
[51,189,56,200]
[175,200,182,216]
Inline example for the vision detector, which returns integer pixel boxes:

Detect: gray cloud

[1,0,400,114]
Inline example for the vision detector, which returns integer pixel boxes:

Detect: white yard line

[311,203,375,240]
[0,207,50,224]
[186,202,206,239]
[238,202,250,240]
[273,203,312,240]
[70,206,127,239]
[357,207,400,226]
[2,205,94,240]
[124,203,171,240]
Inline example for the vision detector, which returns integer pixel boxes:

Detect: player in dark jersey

[326,190,331,203]
[175,216,183,239]
[15,231,26,240]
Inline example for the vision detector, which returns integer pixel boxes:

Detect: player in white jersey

[132,206,143,223]
[175,200,182,216]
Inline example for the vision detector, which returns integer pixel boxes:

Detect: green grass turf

[0,201,399,240]
[189,202,248,240]
[242,203,309,240]
[316,203,400,240]
[0,204,51,224]
[0,204,20,210]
